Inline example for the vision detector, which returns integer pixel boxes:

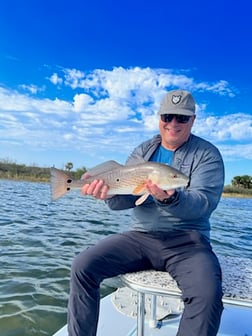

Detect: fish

[50,160,189,206]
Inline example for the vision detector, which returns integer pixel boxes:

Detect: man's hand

[81,173,110,200]
[145,179,175,202]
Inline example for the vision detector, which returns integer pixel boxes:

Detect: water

[0,180,251,336]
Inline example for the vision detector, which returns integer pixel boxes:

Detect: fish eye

[67,179,72,184]
[173,174,177,178]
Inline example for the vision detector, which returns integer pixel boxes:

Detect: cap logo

[171,95,182,105]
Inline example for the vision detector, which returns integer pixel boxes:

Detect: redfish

[50,160,189,205]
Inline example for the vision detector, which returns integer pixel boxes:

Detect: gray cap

[158,90,196,116]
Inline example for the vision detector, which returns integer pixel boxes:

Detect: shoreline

[222,192,252,199]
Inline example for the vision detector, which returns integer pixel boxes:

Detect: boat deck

[53,255,252,335]
[53,292,252,336]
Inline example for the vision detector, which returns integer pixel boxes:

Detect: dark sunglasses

[160,114,191,124]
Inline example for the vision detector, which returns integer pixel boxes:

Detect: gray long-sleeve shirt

[106,134,224,240]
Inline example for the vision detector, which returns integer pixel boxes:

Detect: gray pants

[67,230,223,336]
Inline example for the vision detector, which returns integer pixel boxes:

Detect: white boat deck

[53,292,252,336]
[53,256,252,335]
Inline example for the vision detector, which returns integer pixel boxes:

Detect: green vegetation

[223,185,252,197]
[223,174,252,198]
[0,160,86,182]
[0,159,251,198]
[231,175,252,189]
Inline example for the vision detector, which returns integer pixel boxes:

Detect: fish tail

[50,167,72,200]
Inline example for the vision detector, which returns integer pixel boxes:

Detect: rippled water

[0,179,251,336]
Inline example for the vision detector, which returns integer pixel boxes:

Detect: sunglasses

[160,114,192,124]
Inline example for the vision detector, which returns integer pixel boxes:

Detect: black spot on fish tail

[50,167,73,201]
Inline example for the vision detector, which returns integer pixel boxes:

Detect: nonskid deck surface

[53,292,252,336]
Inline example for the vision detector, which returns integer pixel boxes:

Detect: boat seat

[115,255,252,336]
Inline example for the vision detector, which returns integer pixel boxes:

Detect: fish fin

[87,160,123,176]
[132,183,146,195]
[135,193,150,206]
[50,167,72,201]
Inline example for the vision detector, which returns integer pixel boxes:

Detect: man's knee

[195,275,222,306]
[71,250,89,273]
[182,277,223,319]
[70,248,102,284]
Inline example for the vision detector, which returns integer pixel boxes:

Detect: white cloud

[63,68,85,89]
[52,66,236,99]
[73,93,94,112]
[0,87,71,116]
[194,113,252,141]
[48,73,63,85]
[219,143,252,160]
[19,84,45,94]
[0,66,251,170]
[195,80,236,97]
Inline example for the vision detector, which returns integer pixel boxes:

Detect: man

[68,90,224,336]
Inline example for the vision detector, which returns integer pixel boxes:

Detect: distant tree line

[231,175,252,189]
[0,160,87,182]
[223,174,252,196]
[0,160,51,181]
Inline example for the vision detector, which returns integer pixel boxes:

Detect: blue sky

[0,0,251,185]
